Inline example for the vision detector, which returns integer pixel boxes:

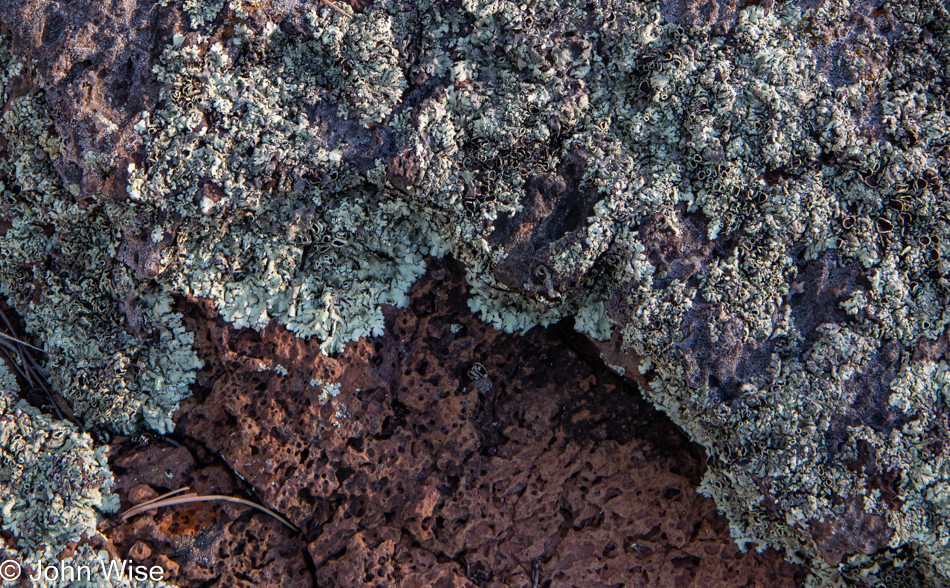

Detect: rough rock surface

[122,257,800,587]
[0,0,177,202]
[108,443,313,587]
[3,0,950,584]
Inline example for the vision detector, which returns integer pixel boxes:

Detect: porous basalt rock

[168,258,804,587]
[106,442,312,588]
[2,0,950,583]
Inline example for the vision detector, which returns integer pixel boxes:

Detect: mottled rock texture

[107,442,312,587]
[2,0,950,584]
[155,258,800,587]
[0,0,175,201]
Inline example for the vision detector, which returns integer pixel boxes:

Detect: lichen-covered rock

[166,258,804,587]
[0,392,118,556]
[0,36,203,434]
[0,375,125,586]
[0,345,148,588]
[0,0,177,202]
[2,0,950,583]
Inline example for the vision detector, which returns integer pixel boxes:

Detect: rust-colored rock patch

[103,257,805,587]
[107,442,312,588]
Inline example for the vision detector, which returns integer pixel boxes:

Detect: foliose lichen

[0,359,17,394]
[4,0,950,583]
[0,36,203,434]
[0,385,118,560]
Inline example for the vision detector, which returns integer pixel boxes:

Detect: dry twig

[320,0,352,18]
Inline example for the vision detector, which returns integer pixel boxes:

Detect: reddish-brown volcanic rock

[107,442,312,588]
[117,257,805,588]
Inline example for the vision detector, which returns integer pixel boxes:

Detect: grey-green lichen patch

[0,388,118,558]
[126,0,637,355]
[466,271,570,335]
[530,1,950,579]
[0,359,18,395]
[309,378,341,404]
[303,8,406,126]
[6,0,950,583]
[0,38,203,434]
[127,10,430,355]
[0,95,203,434]
[182,0,225,29]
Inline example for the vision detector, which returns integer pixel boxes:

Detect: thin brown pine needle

[130,486,194,510]
[320,0,352,18]
[0,308,64,421]
[0,332,42,352]
[120,490,300,533]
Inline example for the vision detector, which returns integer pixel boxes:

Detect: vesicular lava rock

[164,258,804,587]
[107,443,312,588]
[0,0,949,583]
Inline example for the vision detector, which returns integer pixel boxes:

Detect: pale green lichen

[0,389,118,557]
[0,360,18,394]
[573,3,950,580]
[127,12,429,354]
[309,378,341,404]
[4,0,950,583]
[573,291,616,342]
[183,0,224,29]
[0,39,203,434]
